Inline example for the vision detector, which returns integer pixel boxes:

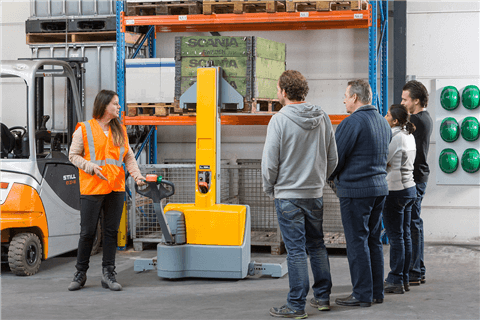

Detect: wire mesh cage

[129,160,345,251]
[129,162,238,250]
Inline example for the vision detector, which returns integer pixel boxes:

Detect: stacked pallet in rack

[126,0,203,15]
[202,0,286,15]
[26,15,144,45]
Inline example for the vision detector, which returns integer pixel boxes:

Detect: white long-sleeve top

[386,126,416,191]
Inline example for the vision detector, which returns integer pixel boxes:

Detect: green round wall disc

[441,86,460,110]
[439,149,459,173]
[461,148,480,173]
[462,85,480,110]
[440,117,460,142]
[461,117,479,141]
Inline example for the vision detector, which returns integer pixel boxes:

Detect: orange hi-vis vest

[77,119,128,195]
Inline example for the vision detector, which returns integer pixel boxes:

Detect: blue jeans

[275,198,332,311]
[409,182,427,280]
[339,196,386,303]
[383,187,416,285]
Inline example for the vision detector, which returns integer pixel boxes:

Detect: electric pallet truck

[134,66,287,279]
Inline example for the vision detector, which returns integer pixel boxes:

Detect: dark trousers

[339,196,386,303]
[409,182,427,280]
[383,187,416,285]
[76,191,125,272]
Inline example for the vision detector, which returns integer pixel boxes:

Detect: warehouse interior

[1,1,479,319]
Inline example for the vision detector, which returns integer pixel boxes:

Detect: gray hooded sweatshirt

[262,102,338,199]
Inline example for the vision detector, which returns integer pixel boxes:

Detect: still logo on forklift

[64,174,77,185]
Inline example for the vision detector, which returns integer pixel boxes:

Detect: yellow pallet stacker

[134,66,287,279]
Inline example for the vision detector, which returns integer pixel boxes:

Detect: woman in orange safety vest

[67,90,146,291]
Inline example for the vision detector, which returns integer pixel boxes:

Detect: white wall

[0,0,32,127]
[407,0,480,243]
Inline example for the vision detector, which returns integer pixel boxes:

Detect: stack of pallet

[25,15,145,46]
[175,36,286,113]
[125,0,369,16]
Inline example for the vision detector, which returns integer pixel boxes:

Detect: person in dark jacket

[401,80,432,286]
[329,79,392,307]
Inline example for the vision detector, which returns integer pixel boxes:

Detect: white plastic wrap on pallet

[126,58,176,104]
[31,0,116,18]
[30,43,146,119]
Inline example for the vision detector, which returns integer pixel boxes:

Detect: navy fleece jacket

[329,105,392,198]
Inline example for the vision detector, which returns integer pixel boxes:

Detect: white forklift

[0,59,100,276]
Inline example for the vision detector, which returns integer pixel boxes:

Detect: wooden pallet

[127,1,202,16]
[26,31,144,45]
[203,0,285,15]
[127,101,198,116]
[250,98,283,113]
[285,0,365,12]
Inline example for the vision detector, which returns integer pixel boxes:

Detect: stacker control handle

[135,179,175,204]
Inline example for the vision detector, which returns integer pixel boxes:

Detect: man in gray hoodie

[262,70,338,319]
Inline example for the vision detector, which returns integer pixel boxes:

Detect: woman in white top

[383,104,417,294]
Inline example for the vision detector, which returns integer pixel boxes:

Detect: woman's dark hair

[390,104,416,134]
[92,90,125,147]
[403,80,429,108]
[278,70,309,101]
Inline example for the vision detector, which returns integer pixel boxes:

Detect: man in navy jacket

[329,79,392,307]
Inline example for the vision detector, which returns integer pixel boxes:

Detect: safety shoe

[421,275,426,284]
[409,278,421,286]
[309,298,330,311]
[68,271,87,291]
[269,305,307,319]
[373,298,384,304]
[101,266,122,291]
[335,294,371,307]
[404,282,410,292]
[384,281,405,294]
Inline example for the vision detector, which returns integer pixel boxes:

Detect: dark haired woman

[67,90,146,291]
[383,104,417,294]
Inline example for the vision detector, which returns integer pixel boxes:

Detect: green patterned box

[175,36,286,101]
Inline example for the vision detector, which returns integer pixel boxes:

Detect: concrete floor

[1,243,479,320]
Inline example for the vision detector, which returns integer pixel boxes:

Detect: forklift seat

[1,123,15,158]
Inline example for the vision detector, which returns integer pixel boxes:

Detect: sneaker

[335,294,371,307]
[409,278,421,286]
[421,275,426,284]
[101,266,122,291]
[269,305,308,319]
[384,281,405,294]
[309,298,330,311]
[68,271,87,291]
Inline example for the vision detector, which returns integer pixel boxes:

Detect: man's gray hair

[347,79,372,105]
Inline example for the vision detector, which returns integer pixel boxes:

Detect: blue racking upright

[116,0,389,163]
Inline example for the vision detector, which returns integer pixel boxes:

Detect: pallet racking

[116,0,388,163]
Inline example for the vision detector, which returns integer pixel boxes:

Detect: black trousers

[75,191,125,272]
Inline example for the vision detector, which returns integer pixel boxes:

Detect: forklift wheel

[8,233,42,276]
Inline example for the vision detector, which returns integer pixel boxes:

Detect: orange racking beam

[122,10,371,33]
[124,114,348,126]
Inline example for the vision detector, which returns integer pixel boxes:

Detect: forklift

[134,66,287,279]
[0,58,100,276]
